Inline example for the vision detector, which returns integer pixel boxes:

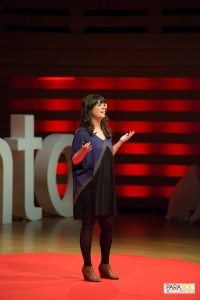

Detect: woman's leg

[98,215,119,279]
[80,216,96,266]
[98,215,114,264]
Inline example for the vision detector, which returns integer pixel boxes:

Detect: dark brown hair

[80,94,112,139]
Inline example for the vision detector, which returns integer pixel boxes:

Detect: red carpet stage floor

[0,253,199,300]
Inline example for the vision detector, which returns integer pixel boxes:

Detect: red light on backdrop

[34,120,175,134]
[38,77,76,89]
[109,121,154,133]
[117,78,159,89]
[35,120,77,132]
[10,99,81,111]
[116,185,173,198]
[116,99,197,112]
[108,99,156,111]
[56,162,69,175]
[157,121,194,133]
[162,143,194,156]
[116,185,152,197]
[160,78,194,90]
[10,98,198,112]
[114,163,188,177]
[118,142,195,155]
[41,99,80,111]
[115,163,152,176]
[159,165,188,177]
[10,77,200,90]
[109,121,194,134]
[57,184,67,197]
[117,143,151,155]
[10,77,76,89]
[77,77,116,89]
[158,100,196,111]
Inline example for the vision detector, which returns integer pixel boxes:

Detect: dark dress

[71,127,117,220]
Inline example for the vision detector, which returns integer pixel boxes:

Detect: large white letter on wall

[5,115,42,220]
[0,139,13,223]
[34,134,73,217]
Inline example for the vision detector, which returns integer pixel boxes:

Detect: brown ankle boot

[82,266,101,282]
[98,263,119,280]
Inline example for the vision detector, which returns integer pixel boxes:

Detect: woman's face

[91,100,107,120]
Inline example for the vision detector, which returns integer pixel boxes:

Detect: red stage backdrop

[6,76,200,209]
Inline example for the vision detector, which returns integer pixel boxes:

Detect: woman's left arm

[113,131,135,155]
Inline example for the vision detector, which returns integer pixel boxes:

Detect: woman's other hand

[82,142,92,154]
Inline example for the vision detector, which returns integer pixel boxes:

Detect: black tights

[80,215,114,266]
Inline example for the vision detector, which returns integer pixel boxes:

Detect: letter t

[5,115,42,220]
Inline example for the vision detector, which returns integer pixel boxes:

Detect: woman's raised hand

[119,131,135,144]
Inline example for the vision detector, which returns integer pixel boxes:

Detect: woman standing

[71,94,134,282]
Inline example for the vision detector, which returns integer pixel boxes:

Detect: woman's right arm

[72,142,92,165]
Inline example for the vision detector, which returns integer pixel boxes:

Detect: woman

[71,94,134,282]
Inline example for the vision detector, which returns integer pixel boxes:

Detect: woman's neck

[92,117,102,130]
[92,117,105,139]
